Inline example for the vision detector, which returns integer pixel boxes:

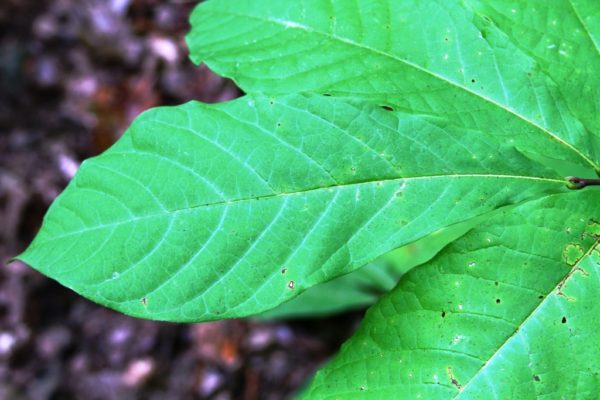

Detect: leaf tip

[7,250,29,266]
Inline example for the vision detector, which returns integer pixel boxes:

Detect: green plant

[18,0,600,397]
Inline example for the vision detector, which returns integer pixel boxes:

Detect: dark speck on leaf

[496,298,501,304]
[281,268,287,274]
[141,297,148,306]
[381,105,394,111]
[494,281,499,286]
[323,93,331,96]
[562,316,567,324]
[538,295,544,299]
[441,311,446,318]
[471,79,476,83]
[533,375,541,382]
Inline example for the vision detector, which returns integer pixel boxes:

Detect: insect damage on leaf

[562,243,585,267]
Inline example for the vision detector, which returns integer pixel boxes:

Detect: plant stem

[567,176,600,190]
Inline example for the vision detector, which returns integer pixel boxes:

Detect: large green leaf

[188,0,599,174]
[303,190,600,398]
[18,94,565,322]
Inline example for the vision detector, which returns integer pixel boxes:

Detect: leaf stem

[567,176,600,190]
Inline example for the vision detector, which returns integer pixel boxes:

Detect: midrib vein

[567,0,600,55]
[27,173,564,247]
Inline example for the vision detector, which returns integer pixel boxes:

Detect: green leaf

[261,212,484,319]
[257,259,403,320]
[464,0,600,158]
[188,0,599,173]
[17,94,565,322]
[303,190,600,399]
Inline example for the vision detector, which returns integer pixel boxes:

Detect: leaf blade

[18,94,567,322]
[188,0,599,171]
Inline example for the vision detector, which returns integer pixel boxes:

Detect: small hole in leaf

[561,316,567,324]
[288,281,295,289]
[381,105,394,111]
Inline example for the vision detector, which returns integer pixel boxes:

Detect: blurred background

[0,1,362,398]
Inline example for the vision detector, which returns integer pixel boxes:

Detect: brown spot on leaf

[447,367,462,390]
